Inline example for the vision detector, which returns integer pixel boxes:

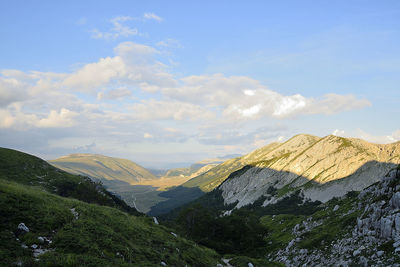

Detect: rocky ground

[270,167,400,266]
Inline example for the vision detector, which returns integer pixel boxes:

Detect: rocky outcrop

[15,223,29,236]
[219,134,400,208]
[271,168,400,266]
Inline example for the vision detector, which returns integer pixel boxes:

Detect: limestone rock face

[218,134,400,208]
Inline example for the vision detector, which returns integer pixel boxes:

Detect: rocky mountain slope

[219,134,400,208]
[182,134,400,210]
[266,167,400,266]
[0,148,222,266]
[183,141,282,191]
[50,153,157,184]
[163,157,400,266]
[150,134,400,216]
[163,155,241,187]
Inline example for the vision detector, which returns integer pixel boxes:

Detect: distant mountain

[49,154,236,213]
[49,153,157,184]
[164,155,240,179]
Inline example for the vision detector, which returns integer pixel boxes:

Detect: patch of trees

[176,205,267,256]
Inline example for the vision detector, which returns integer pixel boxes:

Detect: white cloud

[36,108,78,128]
[0,40,376,164]
[144,133,153,139]
[91,16,138,40]
[272,94,307,117]
[238,104,262,117]
[157,38,182,48]
[162,74,369,121]
[0,106,78,129]
[130,100,214,121]
[332,129,345,137]
[355,129,400,144]
[63,56,127,91]
[331,129,400,144]
[97,88,132,100]
[143,12,163,22]
[0,76,28,106]
[304,94,371,115]
[63,42,174,92]
[0,109,14,128]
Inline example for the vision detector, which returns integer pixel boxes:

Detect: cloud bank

[0,41,374,161]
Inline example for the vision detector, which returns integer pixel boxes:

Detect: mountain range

[49,153,240,213]
[149,134,400,215]
[3,133,400,266]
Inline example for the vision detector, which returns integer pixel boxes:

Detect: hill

[0,148,221,266]
[0,180,221,266]
[0,148,139,215]
[49,154,157,184]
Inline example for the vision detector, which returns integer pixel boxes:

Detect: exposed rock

[16,223,29,236]
[33,248,52,257]
[359,256,368,267]
[391,192,400,209]
[153,217,159,225]
[160,261,167,266]
[70,208,79,219]
[333,205,340,212]
[353,249,361,257]
[272,167,400,266]
[247,263,254,267]
[218,135,400,209]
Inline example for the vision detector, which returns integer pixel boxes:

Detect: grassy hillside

[50,154,157,184]
[0,148,139,215]
[0,179,221,266]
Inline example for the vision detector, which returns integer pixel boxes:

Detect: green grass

[276,183,294,197]
[227,255,284,267]
[297,194,360,250]
[0,147,140,215]
[260,214,305,251]
[0,179,221,266]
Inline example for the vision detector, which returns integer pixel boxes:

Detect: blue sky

[1,1,399,168]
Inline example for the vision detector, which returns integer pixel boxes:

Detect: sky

[1,1,400,168]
